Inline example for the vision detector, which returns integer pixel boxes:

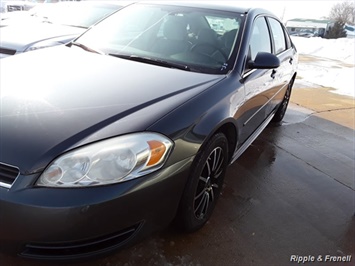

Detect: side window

[249,17,271,61]
[268,18,286,54]
[284,28,292,49]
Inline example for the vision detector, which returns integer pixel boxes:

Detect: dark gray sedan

[0,1,297,260]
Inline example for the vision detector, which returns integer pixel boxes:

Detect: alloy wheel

[194,147,224,220]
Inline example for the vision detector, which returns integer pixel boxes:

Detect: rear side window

[206,16,240,35]
[249,17,271,61]
[268,18,286,54]
[284,29,292,49]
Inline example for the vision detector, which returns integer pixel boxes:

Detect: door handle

[271,69,277,79]
[289,57,293,64]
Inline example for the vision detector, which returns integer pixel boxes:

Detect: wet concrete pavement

[1,85,354,265]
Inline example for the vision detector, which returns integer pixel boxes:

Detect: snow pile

[292,36,355,64]
[291,36,355,97]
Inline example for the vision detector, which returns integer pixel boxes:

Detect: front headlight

[36,133,173,187]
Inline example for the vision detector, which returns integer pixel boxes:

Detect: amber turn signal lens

[147,140,167,166]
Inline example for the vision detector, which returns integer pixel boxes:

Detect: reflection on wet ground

[1,105,354,266]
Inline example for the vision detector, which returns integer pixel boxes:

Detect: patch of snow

[292,36,354,64]
[291,36,355,97]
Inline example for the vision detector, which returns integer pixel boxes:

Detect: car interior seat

[221,29,238,57]
[151,16,191,56]
[192,28,226,62]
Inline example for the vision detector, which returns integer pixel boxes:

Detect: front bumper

[0,157,193,260]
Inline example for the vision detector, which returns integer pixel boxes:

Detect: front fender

[147,74,245,165]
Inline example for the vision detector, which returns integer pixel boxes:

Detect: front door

[239,16,275,144]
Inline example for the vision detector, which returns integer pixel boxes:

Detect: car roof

[53,1,125,7]
[133,1,275,16]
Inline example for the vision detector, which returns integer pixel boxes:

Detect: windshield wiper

[63,24,87,29]
[70,42,103,54]
[109,54,191,71]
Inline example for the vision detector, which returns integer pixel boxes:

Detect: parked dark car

[0,1,298,260]
[0,1,123,58]
[0,0,36,13]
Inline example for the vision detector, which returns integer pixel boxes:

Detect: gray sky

[218,0,346,22]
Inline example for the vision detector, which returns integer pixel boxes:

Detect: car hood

[0,46,223,174]
[0,23,84,52]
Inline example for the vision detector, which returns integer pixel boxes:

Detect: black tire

[272,78,294,123]
[176,132,229,232]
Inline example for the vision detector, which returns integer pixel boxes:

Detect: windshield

[75,3,244,74]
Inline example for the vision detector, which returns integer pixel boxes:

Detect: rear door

[266,17,296,114]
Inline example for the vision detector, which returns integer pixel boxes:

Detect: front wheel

[176,133,229,232]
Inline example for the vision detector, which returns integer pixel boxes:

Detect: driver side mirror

[248,52,280,69]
